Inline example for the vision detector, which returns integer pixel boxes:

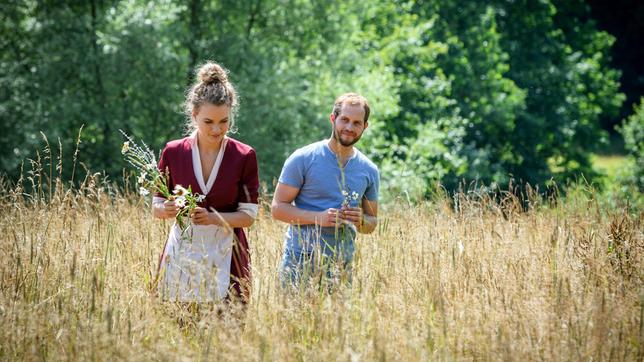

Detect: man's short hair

[332,93,370,122]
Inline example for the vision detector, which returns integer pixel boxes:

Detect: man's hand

[348,198,378,234]
[316,208,343,227]
[272,182,358,228]
[340,206,363,228]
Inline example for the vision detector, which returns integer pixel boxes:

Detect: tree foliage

[0,0,627,198]
[619,98,644,191]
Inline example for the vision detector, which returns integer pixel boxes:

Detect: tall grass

[1,150,642,360]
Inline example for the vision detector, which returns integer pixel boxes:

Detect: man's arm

[341,198,378,234]
[359,198,378,233]
[271,182,340,227]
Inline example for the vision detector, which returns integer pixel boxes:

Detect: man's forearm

[358,214,377,234]
[271,202,320,225]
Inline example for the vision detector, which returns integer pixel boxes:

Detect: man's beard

[333,127,362,147]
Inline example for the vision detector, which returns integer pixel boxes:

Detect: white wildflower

[196,194,206,202]
[341,189,359,208]
[139,187,149,196]
[137,172,147,184]
[121,141,130,154]
[173,185,188,196]
[175,196,186,208]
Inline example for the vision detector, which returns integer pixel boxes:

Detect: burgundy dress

[156,136,259,302]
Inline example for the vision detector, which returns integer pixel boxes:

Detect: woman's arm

[190,207,254,228]
[152,197,179,219]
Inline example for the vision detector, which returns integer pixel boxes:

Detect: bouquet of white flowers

[120,131,205,232]
[341,189,360,208]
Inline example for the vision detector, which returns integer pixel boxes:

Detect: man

[271,93,379,286]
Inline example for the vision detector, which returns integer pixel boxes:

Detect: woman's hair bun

[197,62,228,85]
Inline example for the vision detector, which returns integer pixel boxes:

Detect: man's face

[332,104,368,147]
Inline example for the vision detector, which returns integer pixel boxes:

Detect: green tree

[495,0,624,184]
[360,0,624,198]
[0,0,626,202]
[0,2,39,175]
[618,98,644,191]
[358,2,469,199]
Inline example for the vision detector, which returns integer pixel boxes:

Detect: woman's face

[192,103,230,147]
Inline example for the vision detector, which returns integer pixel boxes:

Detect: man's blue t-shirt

[278,140,379,257]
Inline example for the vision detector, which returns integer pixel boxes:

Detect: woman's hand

[159,199,180,219]
[191,207,215,225]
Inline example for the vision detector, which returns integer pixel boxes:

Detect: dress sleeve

[155,145,173,198]
[237,148,260,218]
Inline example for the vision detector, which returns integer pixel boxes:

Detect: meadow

[1,175,642,361]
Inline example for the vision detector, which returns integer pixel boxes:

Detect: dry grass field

[1,176,642,361]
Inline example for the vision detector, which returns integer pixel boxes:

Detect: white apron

[159,221,234,302]
[155,136,249,302]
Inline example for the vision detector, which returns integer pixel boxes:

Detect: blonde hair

[183,61,239,133]
[332,93,370,122]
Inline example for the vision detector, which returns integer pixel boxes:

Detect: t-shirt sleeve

[278,151,306,188]
[155,145,173,198]
[237,149,260,204]
[364,166,380,201]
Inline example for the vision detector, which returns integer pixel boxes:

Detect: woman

[153,61,259,303]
